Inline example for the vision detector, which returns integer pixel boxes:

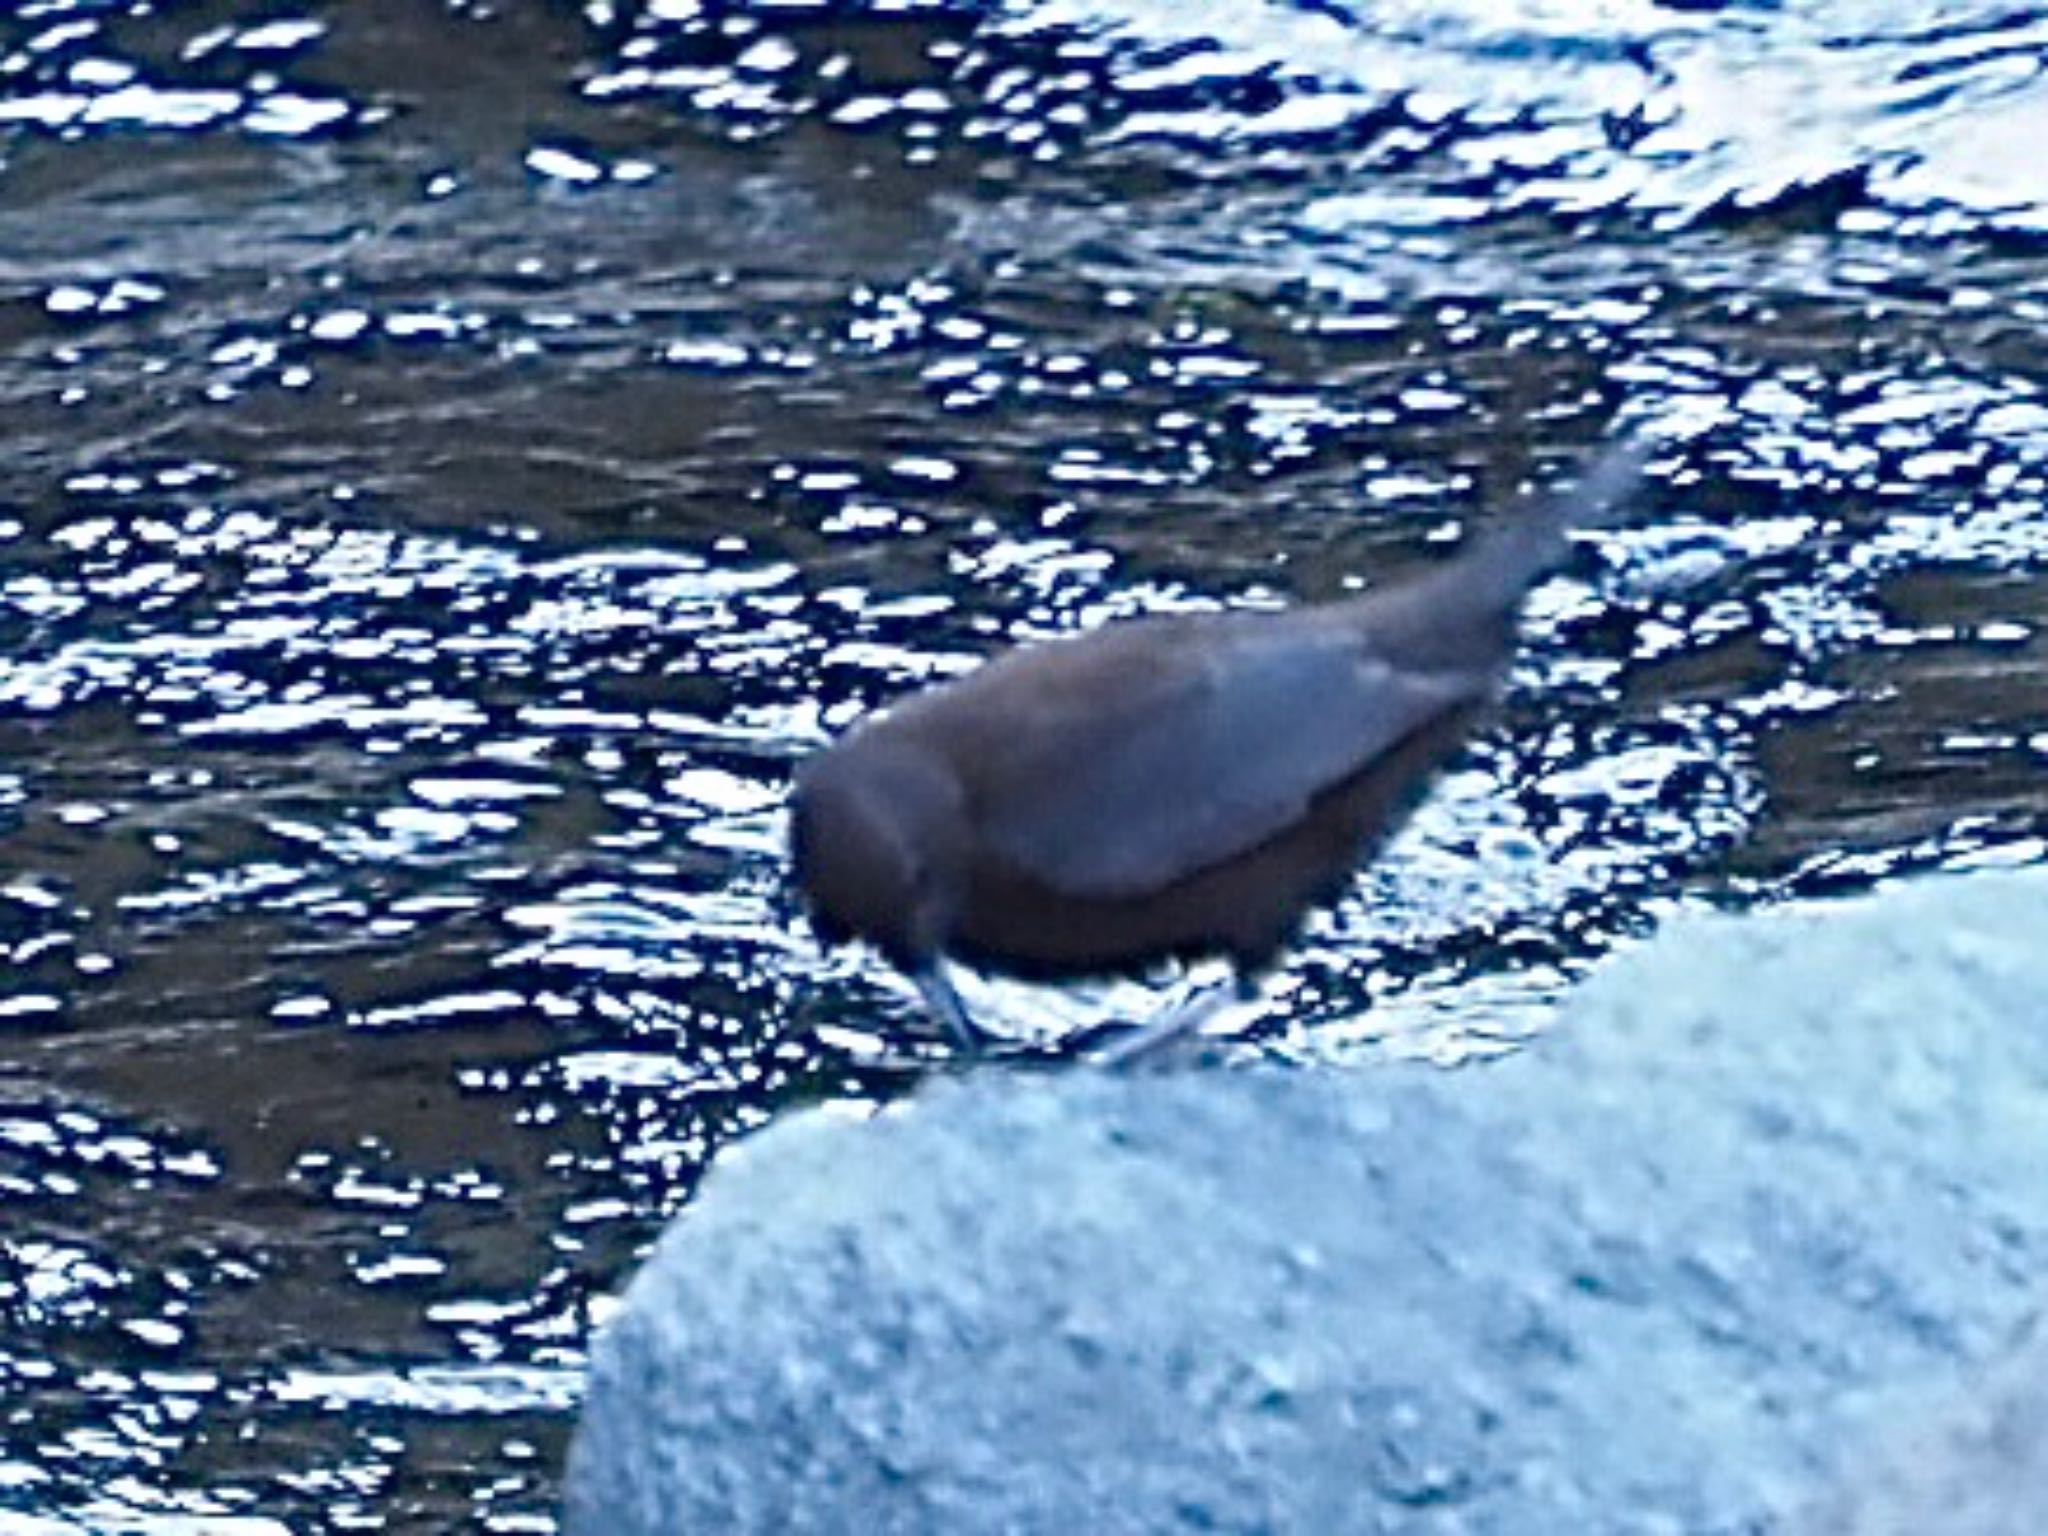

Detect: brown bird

[791,439,1649,1052]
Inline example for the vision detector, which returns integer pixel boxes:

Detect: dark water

[1,0,2043,1528]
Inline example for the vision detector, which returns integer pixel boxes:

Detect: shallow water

[1,0,2044,1528]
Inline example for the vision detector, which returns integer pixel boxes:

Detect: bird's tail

[1348,435,1652,670]
[1450,434,1653,614]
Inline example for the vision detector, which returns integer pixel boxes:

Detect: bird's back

[903,605,1494,905]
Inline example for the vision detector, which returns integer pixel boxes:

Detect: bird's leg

[913,963,995,1052]
[1090,973,1265,1069]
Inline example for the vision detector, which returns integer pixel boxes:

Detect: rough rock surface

[566,868,2048,1533]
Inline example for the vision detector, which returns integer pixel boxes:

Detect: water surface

[2,0,2045,1527]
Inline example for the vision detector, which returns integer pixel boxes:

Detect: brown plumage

[791,440,1648,1048]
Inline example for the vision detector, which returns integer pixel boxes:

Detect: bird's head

[789,733,969,968]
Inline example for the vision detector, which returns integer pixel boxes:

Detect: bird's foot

[1088,979,1265,1070]
[913,965,1264,1069]
[913,964,1002,1054]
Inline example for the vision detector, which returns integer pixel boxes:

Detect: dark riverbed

[2,0,2044,1529]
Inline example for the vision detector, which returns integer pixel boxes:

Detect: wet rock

[566,868,2048,1533]
[1811,1314,2048,1536]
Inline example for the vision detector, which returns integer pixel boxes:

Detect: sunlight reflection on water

[1,0,2044,1527]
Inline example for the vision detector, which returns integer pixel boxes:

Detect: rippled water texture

[2,0,2044,1527]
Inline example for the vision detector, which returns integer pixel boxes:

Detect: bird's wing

[968,615,1485,900]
